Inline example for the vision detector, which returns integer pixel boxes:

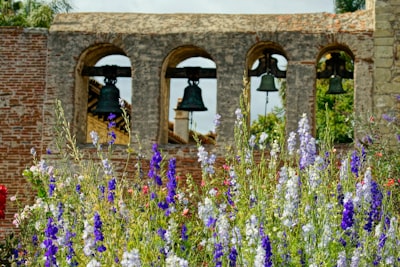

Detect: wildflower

[364,180,383,232]
[198,197,215,227]
[341,193,354,230]
[282,170,300,227]
[121,249,142,267]
[235,108,243,121]
[87,259,101,267]
[249,135,256,148]
[107,177,116,203]
[0,185,7,219]
[89,130,99,146]
[229,246,238,267]
[30,147,36,156]
[337,251,347,267]
[166,253,188,267]
[43,217,58,267]
[148,144,162,186]
[118,98,125,108]
[181,224,188,241]
[297,114,316,169]
[254,234,272,267]
[350,247,361,267]
[214,242,223,267]
[94,212,106,253]
[287,131,296,156]
[382,113,396,123]
[65,230,77,266]
[102,159,113,176]
[166,158,177,204]
[350,150,361,177]
[213,113,221,129]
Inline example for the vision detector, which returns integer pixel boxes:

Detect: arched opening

[160,46,217,145]
[316,46,354,144]
[246,42,287,145]
[75,44,132,145]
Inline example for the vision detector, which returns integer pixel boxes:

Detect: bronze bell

[177,80,208,112]
[257,73,278,92]
[94,78,122,115]
[326,75,346,95]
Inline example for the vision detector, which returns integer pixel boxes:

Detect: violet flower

[214,242,223,267]
[43,217,58,267]
[297,114,316,169]
[94,212,106,253]
[166,158,177,204]
[229,246,238,267]
[341,193,354,230]
[107,177,116,203]
[148,144,162,186]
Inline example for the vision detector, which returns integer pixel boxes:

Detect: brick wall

[0,27,48,238]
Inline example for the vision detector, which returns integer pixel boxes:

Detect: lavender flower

[297,114,316,169]
[102,159,113,176]
[82,220,95,256]
[287,131,297,156]
[337,251,347,267]
[261,235,273,267]
[364,180,383,232]
[341,193,354,230]
[65,230,77,266]
[213,113,221,129]
[148,144,162,186]
[282,169,300,227]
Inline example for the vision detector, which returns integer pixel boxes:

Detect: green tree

[0,0,71,27]
[335,0,365,13]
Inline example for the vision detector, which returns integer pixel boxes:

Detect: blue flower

[166,158,177,204]
[341,194,354,230]
[229,246,238,267]
[93,212,106,253]
[148,144,162,186]
[214,242,223,267]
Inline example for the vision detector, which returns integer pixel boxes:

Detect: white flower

[121,249,142,267]
[166,253,188,267]
[87,259,101,267]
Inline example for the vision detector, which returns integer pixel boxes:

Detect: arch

[315,44,355,144]
[74,43,131,144]
[159,45,216,145]
[245,42,288,144]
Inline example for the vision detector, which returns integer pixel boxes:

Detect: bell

[177,80,208,112]
[326,75,346,94]
[257,73,278,92]
[94,78,122,115]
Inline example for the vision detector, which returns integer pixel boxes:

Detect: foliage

[4,95,400,266]
[335,0,365,13]
[0,0,71,28]
[250,107,285,148]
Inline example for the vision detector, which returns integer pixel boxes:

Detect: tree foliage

[335,0,365,13]
[0,0,71,28]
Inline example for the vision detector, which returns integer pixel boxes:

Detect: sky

[70,0,336,134]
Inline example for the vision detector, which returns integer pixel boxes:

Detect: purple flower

[297,114,316,169]
[43,218,58,267]
[157,227,166,241]
[341,194,354,230]
[148,144,162,186]
[382,113,396,123]
[229,247,238,267]
[166,158,177,204]
[207,216,217,228]
[65,231,77,266]
[364,180,383,232]
[75,184,81,194]
[107,177,116,203]
[94,212,106,253]
[57,202,63,222]
[98,185,105,199]
[261,235,273,267]
[350,150,361,177]
[214,242,223,267]
[181,224,188,241]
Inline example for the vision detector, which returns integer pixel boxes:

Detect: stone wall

[372,0,400,142]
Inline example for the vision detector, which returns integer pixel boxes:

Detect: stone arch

[159,45,216,145]
[245,41,288,127]
[74,43,131,144]
[315,43,355,143]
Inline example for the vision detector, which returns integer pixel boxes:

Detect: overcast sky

[70,1,336,134]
